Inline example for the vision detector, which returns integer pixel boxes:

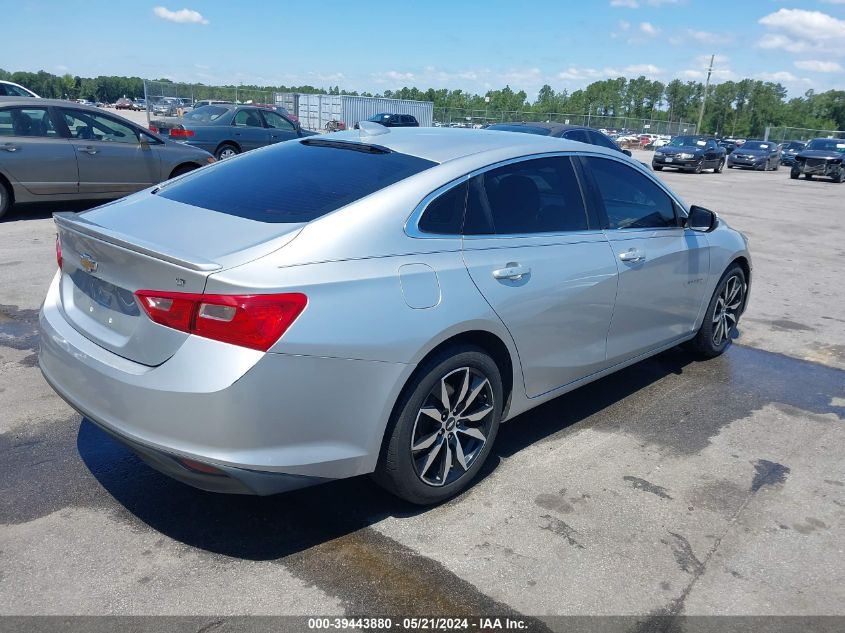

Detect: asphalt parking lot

[0,149,843,626]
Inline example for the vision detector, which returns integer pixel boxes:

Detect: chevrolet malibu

[39,126,752,505]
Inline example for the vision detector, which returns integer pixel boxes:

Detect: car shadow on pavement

[76,347,698,561]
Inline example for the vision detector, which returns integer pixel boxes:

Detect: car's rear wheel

[375,345,502,505]
[689,264,746,358]
[215,143,239,160]
[0,180,11,221]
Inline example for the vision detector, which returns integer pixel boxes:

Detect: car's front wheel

[375,345,503,505]
[689,264,746,358]
[714,159,725,173]
[653,165,663,171]
[790,166,800,179]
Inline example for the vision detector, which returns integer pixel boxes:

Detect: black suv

[790,138,845,182]
[354,113,419,129]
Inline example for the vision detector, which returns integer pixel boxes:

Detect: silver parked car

[0,98,215,219]
[39,126,751,504]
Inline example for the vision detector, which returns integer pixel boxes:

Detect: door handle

[2,143,19,152]
[492,263,531,281]
[619,248,646,263]
[80,146,98,155]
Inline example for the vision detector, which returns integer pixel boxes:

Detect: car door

[261,110,299,144]
[0,105,78,195]
[231,108,270,151]
[704,139,721,167]
[460,155,619,398]
[580,155,710,363]
[59,107,161,195]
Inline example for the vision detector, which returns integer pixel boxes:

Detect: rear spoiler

[53,212,222,272]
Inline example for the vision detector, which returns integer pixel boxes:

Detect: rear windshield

[183,106,229,123]
[157,139,436,223]
[488,124,551,136]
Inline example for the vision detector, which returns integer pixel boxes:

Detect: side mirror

[686,205,718,233]
[139,135,150,150]
[622,149,632,157]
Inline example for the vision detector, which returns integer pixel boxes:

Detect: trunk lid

[55,193,303,366]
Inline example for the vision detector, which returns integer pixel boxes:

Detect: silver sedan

[39,126,751,504]
[0,97,215,220]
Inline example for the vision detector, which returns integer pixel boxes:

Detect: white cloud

[758,71,799,83]
[639,21,661,36]
[758,9,845,53]
[152,6,209,25]
[610,0,639,7]
[794,60,843,73]
[557,64,664,81]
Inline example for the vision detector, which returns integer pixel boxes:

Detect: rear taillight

[148,125,159,134]
[134,291,307,351]
[55,235,62,269]
[169,128,194,138]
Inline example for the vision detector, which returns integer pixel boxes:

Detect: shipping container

[274,93,434,131]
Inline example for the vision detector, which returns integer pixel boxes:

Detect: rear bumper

[39,274,410,493]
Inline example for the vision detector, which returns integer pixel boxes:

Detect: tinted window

[464,157,588,235]
[234,109,263,127]
[157,140,436,223]
[742,141,774,151]
[0,107,58,137]
[587,130,620,151]
[584,157,676,230]
[806,139,845,153]
[563,129,591,144]
[668,136,707,148]
[487,124,551,136]
[60,109,138,143]
[418,181,467,234]
[3,83,34,97]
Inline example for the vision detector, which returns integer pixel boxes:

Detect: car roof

[0,97,105,111]
[322,126,622,164]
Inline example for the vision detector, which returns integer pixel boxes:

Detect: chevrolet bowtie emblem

[80,253,98,274]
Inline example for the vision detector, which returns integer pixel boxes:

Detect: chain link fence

[434,108,696,136]
[765,126,845,142]
[141,80,275,123]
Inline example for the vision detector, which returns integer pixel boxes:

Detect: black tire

[0,180,10,221]
[805,173,813,180]
[832,168,844,184]
[374,345,503,505]
[790,166,800,180]
[714,159,725,173]
[214,143,240,160]
[689,264,746,358]
[692,163,702,174]
[652,165,663,171]
[169,164,198,179]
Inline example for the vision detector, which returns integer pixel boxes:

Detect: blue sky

[4,0,845,96]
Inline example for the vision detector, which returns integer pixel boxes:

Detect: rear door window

[156,139,436,223]
[0,107,59,137]
[464,156,589,235]
[233,109,263,127]
[563,129,591,144]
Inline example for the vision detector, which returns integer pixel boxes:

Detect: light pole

[696,54,715,134]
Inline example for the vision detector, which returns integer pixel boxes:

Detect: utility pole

[696,54,715,134]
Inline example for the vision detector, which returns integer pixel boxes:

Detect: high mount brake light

[134,291,307,351]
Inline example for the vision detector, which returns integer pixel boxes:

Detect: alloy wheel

[410,367,494,487]
[712,275,744,346]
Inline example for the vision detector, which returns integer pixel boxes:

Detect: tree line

[3,68,843,137]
